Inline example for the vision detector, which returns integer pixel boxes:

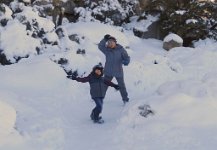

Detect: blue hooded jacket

[98,39,130,77]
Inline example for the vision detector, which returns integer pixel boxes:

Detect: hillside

[1,1,217,150]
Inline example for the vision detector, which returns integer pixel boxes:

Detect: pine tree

[147,0,217,46]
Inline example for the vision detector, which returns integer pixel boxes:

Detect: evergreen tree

[147,0,217,46]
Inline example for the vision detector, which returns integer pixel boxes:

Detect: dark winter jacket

[98,39,130,77]
[75,73,116,99]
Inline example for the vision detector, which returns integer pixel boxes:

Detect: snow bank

[113,43,217,150]
[0,101,16,135]
[64,22,129,47]
[0,20,41,63]
[0,4,13,20]
[0,57,67,94]
[114,72,217,150]
[0,99,24,149]
[14,6,55,32]
[0,5,56,64]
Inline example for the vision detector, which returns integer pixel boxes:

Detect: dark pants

[105,75,129,102]
[91,97,103,120]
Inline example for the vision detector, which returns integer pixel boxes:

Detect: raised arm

[67,74,90,83]
[76,74,91,83]
[98,38,107,54]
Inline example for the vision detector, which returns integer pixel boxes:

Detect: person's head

[106,37,117,49]
[92,65,104,77]
[95,68,102,76]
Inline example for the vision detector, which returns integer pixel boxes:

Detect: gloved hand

[67,75,77,80]
[104,34,111,40]
[113,84,120,90]
[122,60,129,66]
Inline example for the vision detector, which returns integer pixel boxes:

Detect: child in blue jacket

[67,65,119,123]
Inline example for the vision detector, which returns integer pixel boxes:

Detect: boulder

[0,51,12,65]
[163,33,183,51]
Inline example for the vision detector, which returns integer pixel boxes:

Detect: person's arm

[104,80,120,90]
[121,47,130,66]
[98,38,107,54]
[98,34,112,54]
[76,74,91,83]
[67,74,90,83]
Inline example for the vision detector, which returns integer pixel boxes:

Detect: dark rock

[133,20,163,40]
[10,2,24,14]
[38,28,45,38]
[36,47,40,54]
[55,27,65,38]
[163,40,183,51]
[0,18,8,27]
[68,34,80,43]
[0,0,11,6]
[0,51,12,65]
[76,49,85,55]
[32,32,37,38]
[14,55,29,62]
[65,69,78,76]
[42,38,51,44]
[52,41,58,45]
[25,21,32,30]
[0,4,6,13]
[57,58,68,65]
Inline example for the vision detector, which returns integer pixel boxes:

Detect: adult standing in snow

[98,34,130,104]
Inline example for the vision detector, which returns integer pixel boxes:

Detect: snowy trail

[60,89,128,150]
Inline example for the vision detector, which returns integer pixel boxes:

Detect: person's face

[95,69,102,76]
[107,40,116,49]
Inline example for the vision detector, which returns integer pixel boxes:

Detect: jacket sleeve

[121,47,130,65]
[104,79,116,87]
[76,74,91,83]
[98,39,107,54]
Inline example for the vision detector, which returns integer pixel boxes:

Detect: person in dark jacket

[67,65,120,123]
[98,34,130,104]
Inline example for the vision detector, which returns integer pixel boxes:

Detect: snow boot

[90,111,103,123]
[93,117,104,124]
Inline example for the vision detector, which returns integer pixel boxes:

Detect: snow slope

[1,20,217,150]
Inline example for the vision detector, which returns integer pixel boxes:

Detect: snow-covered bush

[74,0,139,25]
[146,0,217,46]
[0,4,12,26]
[0,1,57,65]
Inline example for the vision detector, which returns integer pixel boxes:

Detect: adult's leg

[104,75,113,93]
[91,98,103,120]
[116,76,129,103]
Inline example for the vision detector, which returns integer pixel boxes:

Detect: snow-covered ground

[1,6,217,149]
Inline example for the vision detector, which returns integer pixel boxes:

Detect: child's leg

[91,98,103,120]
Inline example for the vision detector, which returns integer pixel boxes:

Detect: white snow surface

[124,15,159,32]
[0,101,16,135]
[164,33,183,44]
[0,4,13,20]
[1,20,217,150]
[0,20,41,63]
[186,19,198,24]
[175,10,186,15]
